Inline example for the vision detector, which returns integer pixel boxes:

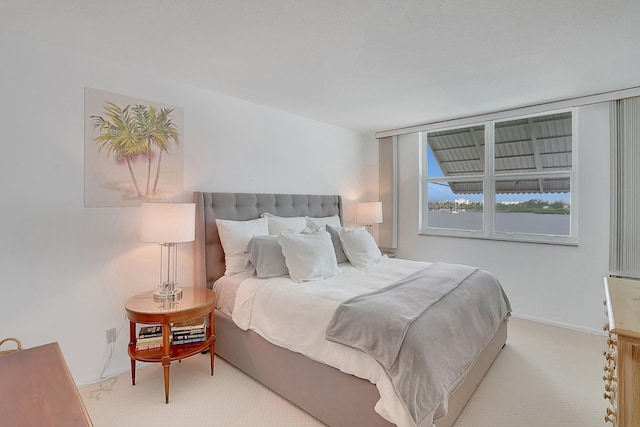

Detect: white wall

[0,35,378,384]
[394,103,610,334]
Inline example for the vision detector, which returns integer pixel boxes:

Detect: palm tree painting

[84,88,184,207]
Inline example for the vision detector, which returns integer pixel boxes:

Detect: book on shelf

[137,335,164,343]
[133,320,207,349]
[171,318,205,332]
[172,328,205,336]
[135,337,163,350]
[172,336,206,345]
[172,328,206,344]
[136,324,163,350]
[172,331,206,340]
[136,343,163,351]
[138,324,162,339]
[171,318,206,342]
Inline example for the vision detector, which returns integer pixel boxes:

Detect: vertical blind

[610,96,640,278]
[378,136,397,249]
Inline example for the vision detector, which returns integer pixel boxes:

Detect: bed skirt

[214,309,507,427]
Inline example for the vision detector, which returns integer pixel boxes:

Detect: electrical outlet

[106,328,117,343]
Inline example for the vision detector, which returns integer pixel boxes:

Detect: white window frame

[419,108,578,245]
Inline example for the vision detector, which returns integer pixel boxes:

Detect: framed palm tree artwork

[84,88,184,207]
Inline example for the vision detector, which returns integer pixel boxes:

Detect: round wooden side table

[125,287,215,403]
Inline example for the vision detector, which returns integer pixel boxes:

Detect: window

[420,110,576,244]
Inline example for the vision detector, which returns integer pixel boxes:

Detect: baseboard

[510,312,607,337]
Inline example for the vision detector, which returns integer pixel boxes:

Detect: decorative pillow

[277,230,341,282]
[261,212,307,235]
[245,235,289,279]
[305,215,342,229]
[326,225,349,264]
[338,226,382,268]
[216,217,268,275]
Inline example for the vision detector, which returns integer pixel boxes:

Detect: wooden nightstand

[125,287,216,403]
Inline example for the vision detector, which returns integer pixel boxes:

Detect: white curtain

[610,96,640,278]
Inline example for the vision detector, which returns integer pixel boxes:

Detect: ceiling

[2,0,639,135]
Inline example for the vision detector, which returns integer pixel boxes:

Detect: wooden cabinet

[0,342,93,426]
[603,277,640,426]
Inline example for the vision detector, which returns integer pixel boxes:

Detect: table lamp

[140,202,195,302]
[356,201,383,234]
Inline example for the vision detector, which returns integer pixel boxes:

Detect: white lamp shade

[140,203,195,243]
[356,201,383,225]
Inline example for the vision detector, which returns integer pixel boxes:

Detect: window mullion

[485,123,495,237]
[419,132,427,233]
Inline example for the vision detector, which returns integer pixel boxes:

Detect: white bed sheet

[232,257,429,427]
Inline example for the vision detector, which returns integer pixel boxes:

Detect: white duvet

[232,257,430,427]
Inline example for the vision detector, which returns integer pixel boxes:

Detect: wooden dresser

[603,277,640,426]
[0,342,93,426]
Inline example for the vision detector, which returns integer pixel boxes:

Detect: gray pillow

[246,235,289,279]
[326,225,349,264]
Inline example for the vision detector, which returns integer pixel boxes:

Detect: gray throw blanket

[325,262,511,426]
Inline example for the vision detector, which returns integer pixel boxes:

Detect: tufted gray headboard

[193,192,342,289]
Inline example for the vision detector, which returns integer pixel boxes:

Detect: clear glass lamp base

[153,287,183,302]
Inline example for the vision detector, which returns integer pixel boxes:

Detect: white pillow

[216,217,268,275]
[261,212,307,235]
[277,230,341,282]
[338,226,382,268]
[305,215,342,229]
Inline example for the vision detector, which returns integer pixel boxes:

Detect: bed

[193,191,510,427]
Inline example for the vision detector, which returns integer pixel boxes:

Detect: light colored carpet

[79,317,608,426]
